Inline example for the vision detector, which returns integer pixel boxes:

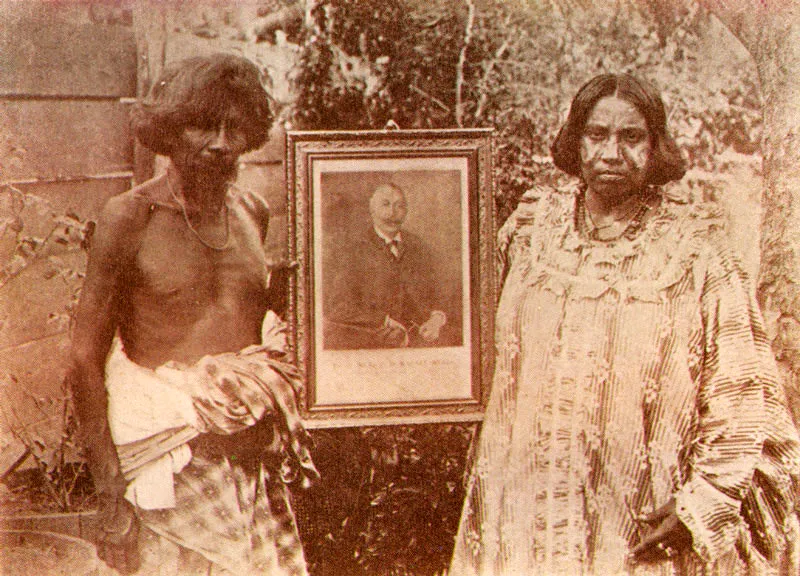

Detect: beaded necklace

[577,187,655,242]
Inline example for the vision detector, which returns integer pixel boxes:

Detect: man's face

[171,107,249,182]
[370,187,408,237]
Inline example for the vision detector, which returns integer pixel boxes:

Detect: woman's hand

[630,497,693,563]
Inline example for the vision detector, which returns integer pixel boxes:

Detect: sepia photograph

[287,130,494,423]
[2,1,800,575]
[319,170,465,353]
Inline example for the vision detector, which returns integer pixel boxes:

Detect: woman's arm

[496,189,542,293]
[674,240,796,562]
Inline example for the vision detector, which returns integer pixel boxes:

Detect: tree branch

[474,13,512,121]
[410,84,451,113]
[455,0,476,127]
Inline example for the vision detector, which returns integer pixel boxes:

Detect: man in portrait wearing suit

[325,183,448,349]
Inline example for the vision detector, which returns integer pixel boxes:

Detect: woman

[450,74,800,575]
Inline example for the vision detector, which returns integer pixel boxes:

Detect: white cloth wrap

[105,311,288,510]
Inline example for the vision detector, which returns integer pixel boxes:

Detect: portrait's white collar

[374,226,402,245]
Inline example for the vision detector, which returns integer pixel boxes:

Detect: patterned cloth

[105,312,316,575]
[138,450,308,575]
[106,312,317,508]
[451,185,800,575]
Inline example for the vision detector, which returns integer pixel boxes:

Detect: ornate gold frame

[286,129,495,427]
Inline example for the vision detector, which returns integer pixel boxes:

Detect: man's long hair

[132,53,274,156]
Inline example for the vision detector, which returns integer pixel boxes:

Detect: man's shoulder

[124,173,172,207]
[228,185,270,240]
[87,178,168,255]
[100,176,169,231]
[349,226,381,247]
[337,228,383,262]
[399,230,429,255]
[400,229,425,245]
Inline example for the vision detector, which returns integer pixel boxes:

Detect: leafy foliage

[293,424,474,576]
[0,382,94,513]
[291,0,762,223]
[0,184,94,512]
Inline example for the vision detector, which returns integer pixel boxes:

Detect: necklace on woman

[585,200,641,228]
[582,194,651,241]
[167,174,232,251]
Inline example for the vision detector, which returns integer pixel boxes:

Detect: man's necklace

[167,175,232,251]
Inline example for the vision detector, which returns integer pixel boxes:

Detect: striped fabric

[451,185,800,575]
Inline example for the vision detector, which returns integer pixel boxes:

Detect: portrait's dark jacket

[324,226,440,349]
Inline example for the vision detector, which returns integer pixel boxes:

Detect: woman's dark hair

[550,73,686,186]
[132,53,274,156]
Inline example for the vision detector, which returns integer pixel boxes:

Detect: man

[324,183,447,349]
[66,53,315,575]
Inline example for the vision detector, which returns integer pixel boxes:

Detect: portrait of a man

[320,172,464,351]
[296,150,484,413]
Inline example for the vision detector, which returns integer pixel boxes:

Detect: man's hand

[630,497,693,564]
[96,492,141,574]
[379,316,409,347]
[418,311,446,343]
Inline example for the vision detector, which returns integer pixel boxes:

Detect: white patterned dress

[451,185,800,576]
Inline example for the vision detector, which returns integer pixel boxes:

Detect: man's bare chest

[131,209,269,304]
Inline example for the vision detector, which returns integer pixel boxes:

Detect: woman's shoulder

[503,182,578,230]
[653,196,747,279]
[655,196,727,244]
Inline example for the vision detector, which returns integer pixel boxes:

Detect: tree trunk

[701,0,800,422]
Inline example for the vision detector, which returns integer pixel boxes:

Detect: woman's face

[579,96,652,203]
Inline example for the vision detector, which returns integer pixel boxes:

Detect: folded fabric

[106,311,318,509]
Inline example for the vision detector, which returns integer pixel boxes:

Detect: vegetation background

[0,1,786,575]
[284,3,765,573]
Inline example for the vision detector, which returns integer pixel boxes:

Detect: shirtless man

[67,54,312,575]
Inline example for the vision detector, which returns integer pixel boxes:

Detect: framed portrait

[287,129,495,427]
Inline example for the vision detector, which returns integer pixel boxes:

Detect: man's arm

[327,238,389,328]
[403,235,447,341]
[66,194,143,572]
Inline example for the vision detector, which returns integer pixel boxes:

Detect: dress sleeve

[496,210,518,288]
[675,238,800,562]
[496,191,541,290]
